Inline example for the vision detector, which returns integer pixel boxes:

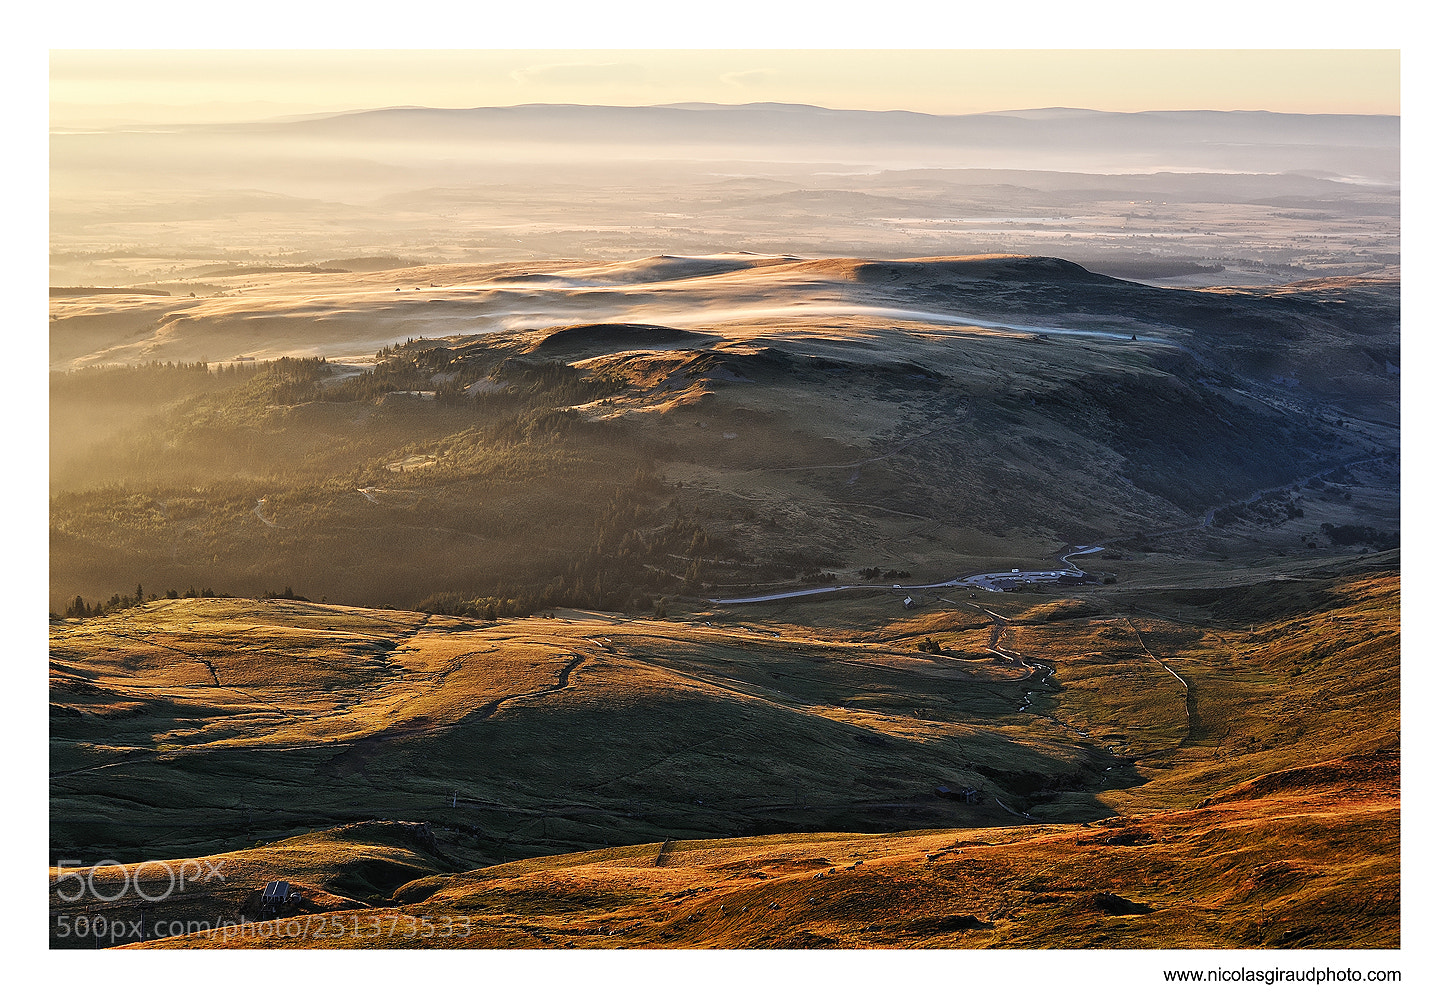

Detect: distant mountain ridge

[283,102,1399,139]
[207,103,1396,183]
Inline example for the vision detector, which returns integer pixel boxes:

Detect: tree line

[56,583,313,619]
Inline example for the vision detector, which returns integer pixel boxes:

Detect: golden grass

[54,565,1399,949]
[133,770,1397,950]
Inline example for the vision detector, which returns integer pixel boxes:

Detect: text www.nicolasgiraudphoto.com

[1163,967,1402,985]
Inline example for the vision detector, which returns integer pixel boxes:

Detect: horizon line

[52,100,1403,130]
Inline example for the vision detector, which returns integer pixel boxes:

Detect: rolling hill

[49,255,1397,616]
[50,558,1398,948]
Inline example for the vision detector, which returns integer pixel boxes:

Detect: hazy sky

[50,49,1400,126]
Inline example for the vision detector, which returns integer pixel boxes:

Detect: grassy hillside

[51,560,1398,948]
[50,597,1114,866]
[50,258,1395,616]
[128,778,1397,950]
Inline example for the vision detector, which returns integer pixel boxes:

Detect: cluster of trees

[57,583,301,618]
[60,584,220,618]
[252,357,332,405]
[51,360,260,407]
[1320,523,1398,550]
[1212,490,1305,527]
[409,470,763,618]
[56,337,823,622]
[799,571,838,585]
[62,584,148,619]
[54,341,682,621]
[530,475,689,609]
[317,346,626,413]
[490,358,627,407]
[543,477,761,606]
[374,337,423,360]
[856,566,913,580]
[414,591,544,621]
[315,363,429,403]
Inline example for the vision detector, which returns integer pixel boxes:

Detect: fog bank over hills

[51,103,1398,289]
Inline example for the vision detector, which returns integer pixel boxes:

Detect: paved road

[711,545,1104,606]
[710,454,1387,609]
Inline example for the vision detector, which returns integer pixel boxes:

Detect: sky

[50,48,1400,127]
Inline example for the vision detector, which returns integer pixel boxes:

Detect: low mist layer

[51,105,1398,291]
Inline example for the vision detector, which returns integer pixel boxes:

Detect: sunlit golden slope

[131,771,1395,950]
[53,565,1398,949]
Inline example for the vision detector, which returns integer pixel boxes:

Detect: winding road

[712,453,1388,608]
[710,546,1104,606]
